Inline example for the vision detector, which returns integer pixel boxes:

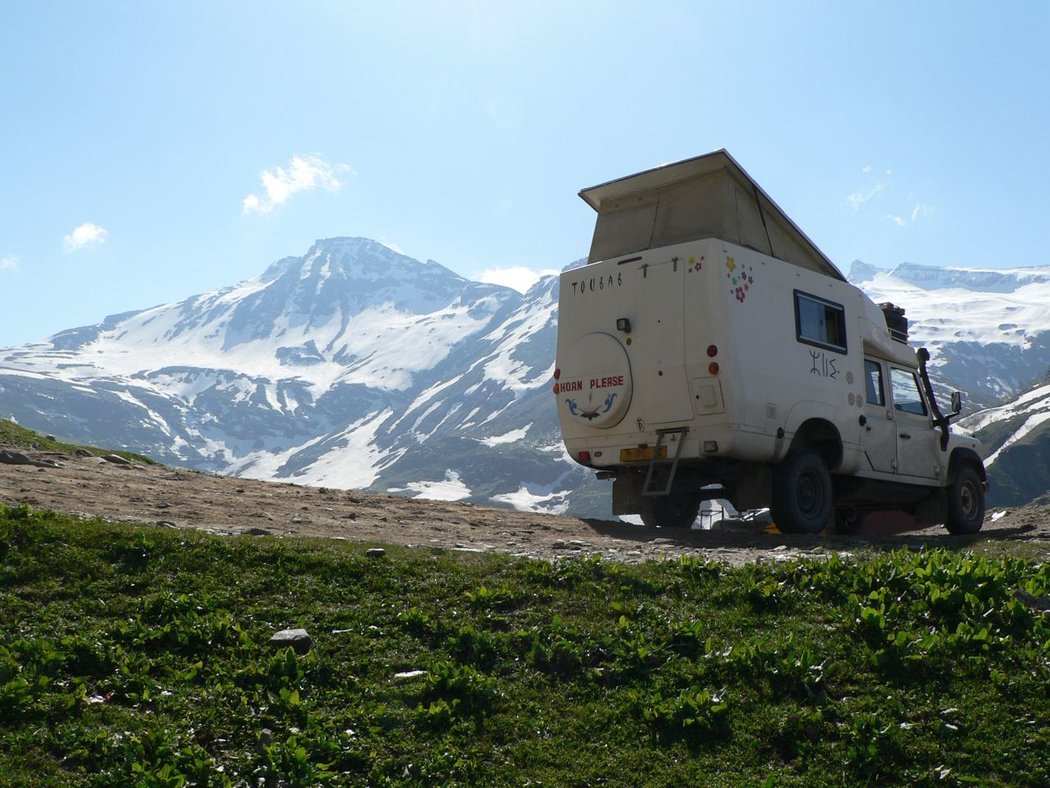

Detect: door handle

[900,433,911,440]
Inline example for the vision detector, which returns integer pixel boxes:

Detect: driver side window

[890,368,928,416]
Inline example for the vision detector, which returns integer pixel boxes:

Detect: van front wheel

[945,465,985,534]
[772,449,832,534]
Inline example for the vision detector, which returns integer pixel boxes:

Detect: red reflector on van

[707,345,718,358]
[578,451,591,464]
[708,362,720,375]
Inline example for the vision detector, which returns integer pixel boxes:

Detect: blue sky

[2,1,1048,346]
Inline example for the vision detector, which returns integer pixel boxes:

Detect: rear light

[707,345,718,357]
[552,383,559,394]
[578,451,592,464]
[708,362,720,375]
[554,368,561,379]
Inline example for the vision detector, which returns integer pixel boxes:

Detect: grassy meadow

[0,503,1048,786]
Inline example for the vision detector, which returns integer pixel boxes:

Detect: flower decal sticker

[726,255,756,304]
[687,255,704,273]
[566,393,618,421]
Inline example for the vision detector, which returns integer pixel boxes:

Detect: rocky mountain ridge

[3,242,1050,514]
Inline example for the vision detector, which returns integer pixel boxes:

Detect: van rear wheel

[640,493,702,529]
[772,449,832,534]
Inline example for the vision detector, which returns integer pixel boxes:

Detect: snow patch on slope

[490,485,570,515]
[476,425,531,446]
[392,470,473,501]
[959,382,1050,467]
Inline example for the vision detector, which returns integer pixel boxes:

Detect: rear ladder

[642,427,689,496]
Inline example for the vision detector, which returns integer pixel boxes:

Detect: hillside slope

[2,446,1048,565]
[0,238,602,515]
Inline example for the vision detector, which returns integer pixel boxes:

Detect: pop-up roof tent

[579,149,845,282]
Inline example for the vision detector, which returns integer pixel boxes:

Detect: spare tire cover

[556,332,632,428]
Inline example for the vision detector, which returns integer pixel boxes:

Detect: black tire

[639,493,702,529]
[772,449,832,534]
[945,465,985,534]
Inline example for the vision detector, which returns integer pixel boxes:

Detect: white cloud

[886,203,933,227]
[243,154,348,215]
[911,203,932,221]
[846,181,887,209]
[63,223,108,253]
[479,265,559,293]
[851,165,933,224]
[0,255,18,272]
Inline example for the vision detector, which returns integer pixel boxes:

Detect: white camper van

[554,151,987,534]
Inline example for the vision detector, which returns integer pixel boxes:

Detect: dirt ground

[2,449,1048,566]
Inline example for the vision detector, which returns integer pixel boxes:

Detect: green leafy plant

[2,506,1049,785]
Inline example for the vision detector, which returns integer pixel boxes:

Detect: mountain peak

[846,260,883,284]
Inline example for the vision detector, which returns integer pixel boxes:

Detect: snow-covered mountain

[4,245,1050,514]
[0,238,604,516]
[848,261,1050,409]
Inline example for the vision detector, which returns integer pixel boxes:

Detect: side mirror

[950,391,962,415]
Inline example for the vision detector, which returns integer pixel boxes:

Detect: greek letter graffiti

[809,350,839,379]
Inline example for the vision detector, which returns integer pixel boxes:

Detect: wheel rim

[798,471,824,516]
[960,479,978,519]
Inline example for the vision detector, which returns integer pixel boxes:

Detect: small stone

[101,454,131,466]
[257,727,273,755]
[268,628,312,654]
[243,527,272,536]
[393,670,427,682]
[366,548,387,559]
[75,448,93,457]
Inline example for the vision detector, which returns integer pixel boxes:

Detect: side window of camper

[864,359,885,406]
[890,368,928,416]
[794,291,847,353]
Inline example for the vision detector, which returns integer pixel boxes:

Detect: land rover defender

[554,150,987,534]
